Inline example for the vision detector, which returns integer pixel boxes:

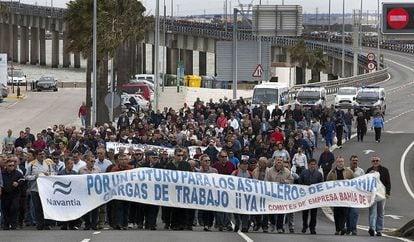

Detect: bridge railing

[288,68,389,97]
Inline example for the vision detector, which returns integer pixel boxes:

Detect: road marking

[363,149,375,155]
[400,141,414,200]
[231,222,253,242]
[385,109,414,123]
[385,215,403,220]
[80,239,91,242]
[92,231,101,235]
[388,81,414,94]
[385,58,414,73]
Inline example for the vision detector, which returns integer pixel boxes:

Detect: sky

[19,0,411,15]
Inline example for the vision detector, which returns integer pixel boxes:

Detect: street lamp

[232,8,238,100]
[92,0,97,126]
[154,0,160,111]
[341,0,345,78]
[377,0,381,70]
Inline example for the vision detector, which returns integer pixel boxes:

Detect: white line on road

[231,221,254,242]
[400,141,414,201]
[80,239,91,242]
[385,58,414,73]
[92,231,101,235]
[385,109,414,124]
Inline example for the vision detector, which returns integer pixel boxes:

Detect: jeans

[83,208,98,229]
[80,115,86,127]
[284,213,294,230]
[253,214,269,230]
[346,124,352,140]
[346,207,359,233]
[369,200,386,232]
[325,134,333,147]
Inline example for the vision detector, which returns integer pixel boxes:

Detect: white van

[335,87,359,109]
[294,86,327,107]
[252,82,290,118]
[354,86,386,115]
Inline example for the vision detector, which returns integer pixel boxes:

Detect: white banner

[38,169,385,221]
[105,142,221,159]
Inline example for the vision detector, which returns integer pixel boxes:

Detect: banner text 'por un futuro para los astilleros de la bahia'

[38,168,386,221]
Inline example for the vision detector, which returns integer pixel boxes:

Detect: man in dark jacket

[299,159,324,234]
[165,148,193,230]
[141,150,164,230]
[1,159,24,230]
[318,146,335,180]
[366,155,391,237]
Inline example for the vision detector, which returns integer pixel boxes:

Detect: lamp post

[232,8,238,100]
[92,0,97,125]
[341,0,345,78]
[154,0,160,111]
[328,0,331,42]
[377,0,381,70]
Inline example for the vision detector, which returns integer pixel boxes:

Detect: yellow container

[184,75,202,88]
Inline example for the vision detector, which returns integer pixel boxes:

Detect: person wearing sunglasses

[1,159,24,230]
[366,156,390,237]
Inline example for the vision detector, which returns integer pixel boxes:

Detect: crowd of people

[0,97,390,236]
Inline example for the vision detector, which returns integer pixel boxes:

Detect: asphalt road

[0,88,84,136]
[0,46,413,242]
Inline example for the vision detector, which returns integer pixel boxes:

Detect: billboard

[0,54,7,85]
[382,3,414,34]
[252,5,303,37]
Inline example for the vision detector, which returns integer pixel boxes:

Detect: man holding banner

[299,158,324,234]
[265,157,294,233]
[327,156,354,235]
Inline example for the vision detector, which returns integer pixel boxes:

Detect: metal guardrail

[289,68,389,97]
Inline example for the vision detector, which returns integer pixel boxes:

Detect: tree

[309,49,328,83]
[289,39,313,85]
[64,0,149,125]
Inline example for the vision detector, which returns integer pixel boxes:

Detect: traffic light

[383,3,414,34]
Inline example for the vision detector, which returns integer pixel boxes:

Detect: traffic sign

[104,92,121,109]
[383,3,414,34]
[387,8,409,30]
[252,64,264,78]
[367,61,376,71]
[367,53,375,61]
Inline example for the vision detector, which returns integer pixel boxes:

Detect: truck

[251,82,290,120]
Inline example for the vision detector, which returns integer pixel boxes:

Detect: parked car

[121,83,153,101]
[7,69,27,86]
[121,93,150,111]
[36,76,58,92]
[1,83,8,98]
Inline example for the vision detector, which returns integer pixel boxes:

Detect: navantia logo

[53,181,72,195]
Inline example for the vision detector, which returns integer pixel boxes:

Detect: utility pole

[341,0,345,78]
[155,0,160,111]
[162,0,166,92]
[377,0,381,70]
[359,0,363,53]
[92,0,97,125]
[328,0,331,42]
[232,8,238,100]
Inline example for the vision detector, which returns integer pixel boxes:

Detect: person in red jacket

[270,127,285,144]
[78,102,87,127]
